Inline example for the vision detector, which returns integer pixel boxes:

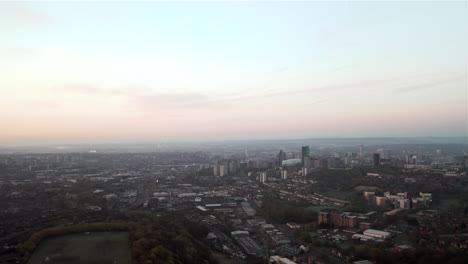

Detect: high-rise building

[375,196,388,207]
[228,159,239,173]
[398,199,410,209]
[328,157,341,169]
[278,150,286,166]
[405,155,417,164]
[316,157,328,169]
[259,172,267,182]
[301,145,310,165]
[280,170,288,180]
[219,164,227,176]
[303,156,312,168]
[214,159,239,176]
[373,153,380,167]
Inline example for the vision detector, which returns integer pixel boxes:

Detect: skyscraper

[278,150,286,166]
[303,156,312,168]
[280,170,288,180]
[214,159,239,176]
[373,153,381,167]
[259,172,267,182]
[301,145,310,165]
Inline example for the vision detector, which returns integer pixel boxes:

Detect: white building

[259,172,267,182]
[363,229,390,239]
[270,255,297,264]
[352,234,374,242]
[280,170,288,180]
[375,196,388,206]
[219,164,227,176]
[398,199,410,209]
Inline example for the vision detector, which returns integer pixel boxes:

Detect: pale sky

[1,0,467,144]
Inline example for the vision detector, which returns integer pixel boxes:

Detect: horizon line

[0,136,466,148]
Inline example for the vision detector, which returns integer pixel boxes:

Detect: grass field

[27,232,131,264]
[318,190,351,201]
[306,205,332,212]
[437,198,462,212]
[435,192,467,213]
[353,185,380,192]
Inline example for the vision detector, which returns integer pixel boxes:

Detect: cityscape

[0,139,467,264]
[0,1,467,264]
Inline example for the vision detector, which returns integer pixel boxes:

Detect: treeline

[341,191,380,213]
[17,210,217,264]
[352,245,468,264]
[17,222,130,256]
[125,212,215,264]
[262,198,317,223]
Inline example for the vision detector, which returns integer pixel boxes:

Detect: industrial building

[363,229,390,239]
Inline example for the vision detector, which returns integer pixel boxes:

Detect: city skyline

[1,1,467,145]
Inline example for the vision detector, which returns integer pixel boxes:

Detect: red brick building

[318,209,376,228]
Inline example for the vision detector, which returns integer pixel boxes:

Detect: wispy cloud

[129,93,212,111]
[0,2,50,30]
[63,84,106,95]
[29,101,59,109]
[209,72,433,104]
[393,74,467,94]
[59,70,466,113]
[61,84,216,110]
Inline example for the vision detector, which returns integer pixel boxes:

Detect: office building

[280,170,288,180]
[301,145,310,165]
[278,150,286,166]
[373,153,380,167]
[259,172,267,182]
[214,159,239,176]
[302,156,312,168]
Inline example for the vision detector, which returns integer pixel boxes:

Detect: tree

[18,211,216,264]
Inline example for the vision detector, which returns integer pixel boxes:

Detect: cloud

[214,71,467,104]
[62,84,151,97]
[129,93,212,110]
[29,101,59,109]
[393,74,467,94]
[274,67,289,73]
[63,84,107,95]
[210,77,395,104]
[58,70,466,114]
[0,2,51,30]
[61,83,216,110]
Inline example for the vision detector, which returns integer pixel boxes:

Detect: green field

[436,192,467,213]
[306,205,332,212]
[318,190,351,201]
[27,232,131,264]
[353,185,380,192]
[437,198,462,212]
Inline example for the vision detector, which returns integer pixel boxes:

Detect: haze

[1,1,467,145]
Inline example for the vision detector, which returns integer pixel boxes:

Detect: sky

[0,0,467,145]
